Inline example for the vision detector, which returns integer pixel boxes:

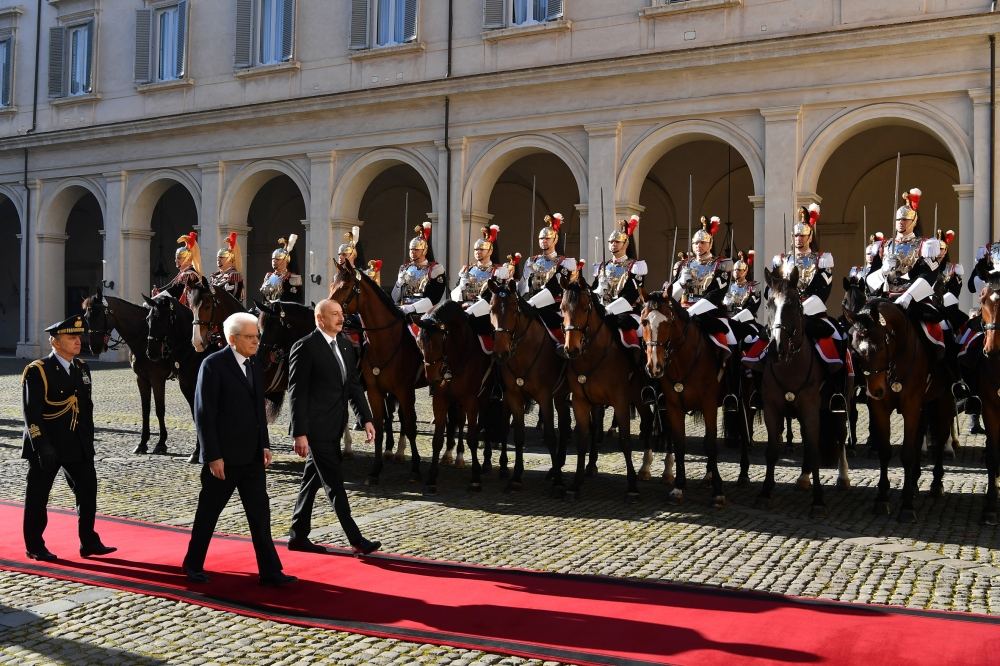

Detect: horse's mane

[425,299,465,326]
[357,269,404,319]
[644,291,689,321]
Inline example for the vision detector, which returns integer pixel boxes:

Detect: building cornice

[0,12,997,152]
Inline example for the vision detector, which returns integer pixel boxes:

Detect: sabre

[893,152,901,219]
[783,213,788,258]
[601,187,607,263]
[403,192,408,260]
[529,175,536,255]
[863,205,867,263]
[687,174,693,256]
[467,180,474,266]
[593,235,599,269]
[934,203,939,239]
[670,227,678,280]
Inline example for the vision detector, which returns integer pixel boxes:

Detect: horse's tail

[265,392,285,423]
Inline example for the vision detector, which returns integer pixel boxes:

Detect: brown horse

[417,301,496,494]
[329,264,423,484]
[974,285,1000,524]
[759,268,850,518]
[187,276,245,354]
[850,297,953,522]
[559,271,653,502]
[83,294,172,454]
[639,292,731,507]
[488,276,571,489]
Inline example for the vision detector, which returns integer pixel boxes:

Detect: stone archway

[0,192,21,351]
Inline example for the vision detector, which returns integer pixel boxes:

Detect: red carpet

[1,501,998,666]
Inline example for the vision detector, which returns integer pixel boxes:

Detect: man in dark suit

[22,316,116,561]
[287,299,381,555]
[182,312,295,586]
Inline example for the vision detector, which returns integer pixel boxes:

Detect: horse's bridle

[562,291,606,356]
[192,287,225,349]
[84,300,125,352]
[493,291,530,357]
[643,305,703,386]
[146,298,183,364]
[856,307,915,391]
[419,319,453,384]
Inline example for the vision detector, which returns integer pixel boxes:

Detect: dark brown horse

[969,286,999,523]
[559,271,653,502]
[329,264,423,484]
[488,276,571,489]
[417,301,496,494]
[83,294,172,454]
[187,276,246,354]
[639,292,732,507]
[759,268,850,517]
[850,298,953,522]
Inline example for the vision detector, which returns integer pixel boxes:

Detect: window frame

[0,34,12,108]
[66,20,94,97]
[154,4,181,82]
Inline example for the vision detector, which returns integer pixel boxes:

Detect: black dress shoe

[287,538,328,554]
[352,538,381,556]
[80,543,117,557]
[183,566,210,583]
[187,451,200,464]
[26,547,57,562]
[259,572,298,587]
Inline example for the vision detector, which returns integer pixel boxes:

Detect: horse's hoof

[382,452,394,461]
[365,476,380,487]
[441,455,454,466]
[505,481,523,493]
[423,485,438,496]
[873,500,891,515]
[393,453,406,463]
[982,511,999,526]
[754,496,773,510]
[133,444,148,455]
[929,483,944,499]
[585,465,598,477]
[795,477,812,491]
[701,474,714,486]
[638,470,652,482]
[625,491,640,505]
[836,477,851,491]
[713,495,727,509]
[736,474,750,487]
[662,475,676,486]
[151,444,167,455]
[809,505,827,520]
[455,460,468,469]
[468,482,482,492]
[897,508,918,523]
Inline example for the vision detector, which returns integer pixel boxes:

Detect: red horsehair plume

[576,260,586,272]
[903,187,922,210]
[807,203,820,227]
[421,221,432,241]
[225,232,237,251]
[945,230,955,245]
[487,224,499,244]
[509,253,522,266]
[177,231,198,249]
[875,232,885,241]
[708,216,721,236]
[626,214,639,237]
[545,213,564,234]
[372,259,383,272]
[746,250,755,267]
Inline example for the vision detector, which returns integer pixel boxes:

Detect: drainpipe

[990,5,996,239]
[443,0,453,269]
[21,0,42,349]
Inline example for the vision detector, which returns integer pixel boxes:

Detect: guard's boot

[952,381,981,415]
[969,414,986,435]
[829,393,848,414]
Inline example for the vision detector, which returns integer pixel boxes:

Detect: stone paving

[0,358,998,664]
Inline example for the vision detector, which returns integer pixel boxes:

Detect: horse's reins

[651,308,705,393]
[495,293,566,392]
[191,286,226,349]
[859,305,918,393]
[563,292,614,403]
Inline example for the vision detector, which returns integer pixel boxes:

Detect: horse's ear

[416,318,434,330]
[787,266,799,289]
[254,299,272,314]
[558,272,571,290]
[842,277,851,291]
[142,295,156,307]
[763,267,774,289]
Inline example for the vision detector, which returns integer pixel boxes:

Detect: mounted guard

[260,235,304,304]
[592,215,647,348]
[519,213,577,340]
[153,232,202,306]
[393,222,447,317]
[209,232,245,303]
[338,226,361,268]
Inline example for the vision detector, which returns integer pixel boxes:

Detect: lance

[601,187,607,263]
[467,180,474,266]
[893,152,901,219]
[934,203,939,239]
[402,192,409,261]
[529,175,536,255]
[670,226,678,281]
[863,205,867,263]
[687,174,693,257]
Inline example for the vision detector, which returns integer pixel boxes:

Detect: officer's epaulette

[21,359,46,385]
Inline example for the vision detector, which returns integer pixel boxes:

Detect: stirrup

[957,395,982,416]
[722,394,739,413]
[951,381,971,401]
[829,393,847,414]
[749,391,763,410]
[640,385,659,408]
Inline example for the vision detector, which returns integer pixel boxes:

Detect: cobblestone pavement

[0,358,998,664]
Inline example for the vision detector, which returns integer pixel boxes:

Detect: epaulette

[21,359,46,385]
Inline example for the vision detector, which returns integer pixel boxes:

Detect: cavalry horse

[639,292,734,507]
[83,294,172,454]
[488,276,571,489]
[849,298,953,522]
[417,301,496,494]
[187,276,246,354]
[328,264,424,484]
[758,267,850,517]
[977,284,1000,524]
[559,270,653,502]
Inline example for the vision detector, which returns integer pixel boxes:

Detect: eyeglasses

[237,333,261,340]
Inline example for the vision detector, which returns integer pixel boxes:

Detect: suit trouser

[23,458,100,551]
[288,441,363,546]
[184,461,283,576]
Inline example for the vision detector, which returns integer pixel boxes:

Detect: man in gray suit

[287,299,381,555]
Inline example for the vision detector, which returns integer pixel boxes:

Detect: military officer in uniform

[260,235,304,304]
[22,316,116,561]
[519,213,576,331]
[724,251,762,341]
[392,222,447,316]
[153,232,202,306]
[958,239,1000,422]
[866,189,941,306]
[453,225,501,318]
[209,232,245,303]
[338,226,361,269]
[592,215,647,329]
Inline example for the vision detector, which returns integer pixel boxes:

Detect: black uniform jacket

[22,354,95,464]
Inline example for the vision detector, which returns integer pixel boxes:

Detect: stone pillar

[585,122,620,263]
[16,179,41,358]
[120,228,154,302]
[954,183,975,310]
[434,140,450,268]
[307,151,337,302]
[761,106,801,272]
[32,232,68,357]
[102,171,126,297]
[198,162,225,266]
[970,88,991,261]
[748,195,766,283]
[446,137,468,280]
[574,203,593,265]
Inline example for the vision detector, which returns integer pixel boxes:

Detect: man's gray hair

[224,312,259,340]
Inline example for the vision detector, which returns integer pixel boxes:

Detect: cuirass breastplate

[990,244,1000,272]
[399,263,430,303]
[683,258,716,301]
[459,264,493,302]
[781,253,817,298]
[260,273,284,301]
[884,238,922,293]
[526,255,559,294]
[724,281,752,311]
[597,260,629,304]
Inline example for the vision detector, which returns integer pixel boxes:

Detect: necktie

[330,340,347,380]
[243,359,254,390]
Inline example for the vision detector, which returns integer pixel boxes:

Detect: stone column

[585,122,621,263]
[198,162,225,266]
[120,228,154,302]
[574,203,593,265]
[761,106,801,271]
[102,171,126,298]
[970,88,991,261]
[434,140,450,268]
[748,195,766,283]
[307,151,337,302]
[32,232,68,356]
[16,179,41,358]
[446,137,468,280]
[954,183,975,311]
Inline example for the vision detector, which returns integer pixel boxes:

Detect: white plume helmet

[285,233,298,254]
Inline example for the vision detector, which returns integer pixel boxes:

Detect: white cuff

[688,299,716,316]
[605,296,631,316]
[866,269,885,292]
[450,286,463,302]
[631,260,648,276]
[412,297,434,315]
[898,277,933,305]
[943,292,959,308]
[671,282,683,301]
[527,288,556,309]
[732,308,753,323]
[802,294,827,317]
[466,298,491,318]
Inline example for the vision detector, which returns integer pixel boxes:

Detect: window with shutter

[350,0,371,49]
[483,0,505,29]
[134,9,152,84]
[545,0,563,20]
[66,22,94,96]
[281,0,295,61]
[0,37,11,107]
[175,1,187,78]
[155,6,179,81]
[48,27,65,98]
[234,0,253,68]
[374,0,416,47]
